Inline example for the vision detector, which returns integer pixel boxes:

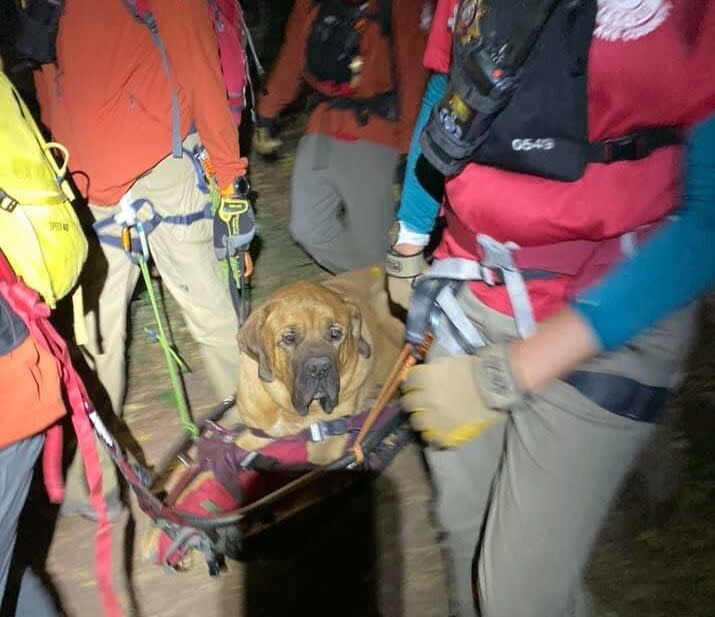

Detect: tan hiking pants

[64,134,239,503]
[424,285,696,617]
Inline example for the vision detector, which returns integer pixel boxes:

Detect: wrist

[395,221,430,248]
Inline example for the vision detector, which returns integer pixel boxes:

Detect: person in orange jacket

[253,0,431,273]
[0,294,64,617]
[34,0,254,520]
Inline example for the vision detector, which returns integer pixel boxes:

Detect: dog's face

[237,282,371,417]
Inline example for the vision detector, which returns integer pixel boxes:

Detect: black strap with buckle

[589,127,681,164]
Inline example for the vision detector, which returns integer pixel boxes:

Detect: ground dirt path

[25,118,715,617]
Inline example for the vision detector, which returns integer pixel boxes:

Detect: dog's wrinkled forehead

[263,284,352,336]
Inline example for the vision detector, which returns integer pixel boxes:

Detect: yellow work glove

[252,117,282,158]
[401,344,522,448]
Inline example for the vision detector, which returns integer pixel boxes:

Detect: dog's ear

[346,301,371,359]
[237,306,275,382]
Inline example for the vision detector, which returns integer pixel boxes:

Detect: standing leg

[63,204,140,506]
[0,435,59,617]
[136,135,241,400]
[288,134,357,273]
[333,139,400,270]
[475,382,653,617]
[421,307,509,617]
[475,306,697,617]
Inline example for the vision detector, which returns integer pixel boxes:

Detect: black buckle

[601,134,648,163]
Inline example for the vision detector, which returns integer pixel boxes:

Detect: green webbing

[136,224,197,437]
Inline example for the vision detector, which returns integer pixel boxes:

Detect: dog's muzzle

[292,354,340,415]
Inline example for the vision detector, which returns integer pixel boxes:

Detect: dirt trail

[15,117,715,617]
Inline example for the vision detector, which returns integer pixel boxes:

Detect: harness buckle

[0,190,18,212]
[309,417,350,442]
[477,233,520,285]
[478,234,517,270]
[239,450,259,469]
[600,134,645,163]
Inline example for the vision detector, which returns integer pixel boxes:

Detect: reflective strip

[239,450,259,469]
[310,423,323,442]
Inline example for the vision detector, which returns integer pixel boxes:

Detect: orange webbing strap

[243,252,254,278]
[0,252,124,617]
[351,334,433,465]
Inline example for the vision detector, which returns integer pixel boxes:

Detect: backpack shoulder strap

[120,0,183,157]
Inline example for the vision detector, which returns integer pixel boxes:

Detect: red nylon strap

[0,253,124,617]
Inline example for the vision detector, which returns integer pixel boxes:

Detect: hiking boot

[58,489,124,523]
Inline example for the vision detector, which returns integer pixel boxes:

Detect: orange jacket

[0,336,65,449]
[257,0,430,154]
[34,0,245,206]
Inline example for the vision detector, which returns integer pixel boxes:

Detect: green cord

[137,253,198,437]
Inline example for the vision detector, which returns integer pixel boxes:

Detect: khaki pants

[289,134,400,274]
[425,286,696,617]
[64,135,240,502]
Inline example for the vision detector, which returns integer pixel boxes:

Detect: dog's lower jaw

[290,391,338,416]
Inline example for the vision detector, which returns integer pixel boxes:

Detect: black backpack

[305,0,399,124]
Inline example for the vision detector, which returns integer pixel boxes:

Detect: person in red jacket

[34,0,253,519]
[390,0,715,615]
[253,0,430,273]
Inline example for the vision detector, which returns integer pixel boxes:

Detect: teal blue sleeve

[397,73,448,234]
[572,113,715,350]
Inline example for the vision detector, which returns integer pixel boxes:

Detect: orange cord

[351,333,434,465]
[242,252,254,278]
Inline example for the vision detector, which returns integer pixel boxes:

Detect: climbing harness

[402,226,659,359]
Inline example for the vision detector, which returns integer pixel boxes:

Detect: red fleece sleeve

[151,0,246,189]
[392,0,430,153]
[256,0,312,120]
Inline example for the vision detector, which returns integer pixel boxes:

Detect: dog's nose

[305,356,331,378]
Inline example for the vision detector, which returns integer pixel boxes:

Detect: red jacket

[258,0,430,153]
[427,0,715,321]
[34,0,246,206]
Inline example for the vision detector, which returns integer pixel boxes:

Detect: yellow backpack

[0,71,87,308]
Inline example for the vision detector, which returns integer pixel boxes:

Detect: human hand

[401,345,522,448]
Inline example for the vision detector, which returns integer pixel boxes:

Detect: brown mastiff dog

[235,266,404,463]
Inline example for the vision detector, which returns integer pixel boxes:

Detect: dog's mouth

[291,380,339,416]
[311,386,336,413]
[292,355,340,416]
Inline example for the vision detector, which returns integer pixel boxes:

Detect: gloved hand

[385,249,426,310]
[401,344,522,448]
[385,221,429,310]
[214,177,256,263]
[252,116,282,158]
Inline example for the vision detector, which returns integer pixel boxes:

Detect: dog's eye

[280,332,297,346]
[328,325,344,342]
